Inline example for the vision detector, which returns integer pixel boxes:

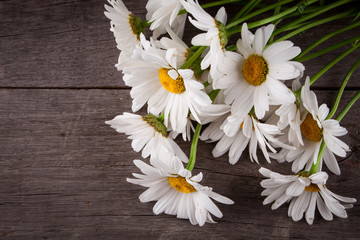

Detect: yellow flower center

[168,176,196,194]
[300,113,323,142]
[305,183,320,192]
[242,55,268,86]
[159,68,186,94]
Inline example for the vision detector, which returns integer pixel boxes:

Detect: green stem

[180,46,206,69]
[274,1,281,16]
[336,91,360,122]
[230,0,259,21]
[309,41,360,85]
[268,1,282,43]
[245,0,319,31]
[274,0,354,36]
[272,9,356,44]
[309,141,326,174]
[225,0,295,30]
[186,123,202,172]
[327,57,360,119]
[242,0,262,19]
[279,20,313,32]
[226,45,237,51]
[282,5,326,19]
[179,0,244,15]
[295,35,360,62]
[294,42,360,97]
[295,21,360,59]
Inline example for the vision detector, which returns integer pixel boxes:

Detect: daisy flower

[180,0,228,80]
[275,77,350,175]
[122,34,212,135]
[127,156,234,226]
[259,167,356,225]
[104,0,144,52]
[105,112,188,162]
[214,23,303,120]
[146,0,187,38]
[201,113,292,164]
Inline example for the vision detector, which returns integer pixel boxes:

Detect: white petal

[316,193,333,220]
[305,192,317,225]
[322,147,340,175]
[286,180,306,197]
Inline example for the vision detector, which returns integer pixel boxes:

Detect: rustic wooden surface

[0,0,359,239]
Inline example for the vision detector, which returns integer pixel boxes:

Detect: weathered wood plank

[0,0,144,88]
[0,89,359,239]
[0,0,359,88]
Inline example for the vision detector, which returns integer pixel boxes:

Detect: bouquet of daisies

[104,0,359,226]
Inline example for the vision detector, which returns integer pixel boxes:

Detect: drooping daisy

[104,0,144,52]
[201,113,292,164]
[105,112,188,162]
[146,0,187,38]
[275,77,350,175]
[122,34,212,135]
[127,156,234,226]
[180,0,228,80]
[214,23,303,120]
[259,167,356,225]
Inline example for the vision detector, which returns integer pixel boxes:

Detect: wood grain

[0,0,359,88]
[0,89,359,239]
[0,0,359,239]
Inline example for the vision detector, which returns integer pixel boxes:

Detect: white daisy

[259,167,356,225]
[127,156,234,226]
[214,23,303,120]
[276,77,350,175]
[146,0,187,38]
[104,0,143,52]
[180,0,228,80]
[105,112,188,162]
[122,34,212,135]
[201,113,291,164]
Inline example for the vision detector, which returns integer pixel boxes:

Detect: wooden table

[1,0,359,239]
